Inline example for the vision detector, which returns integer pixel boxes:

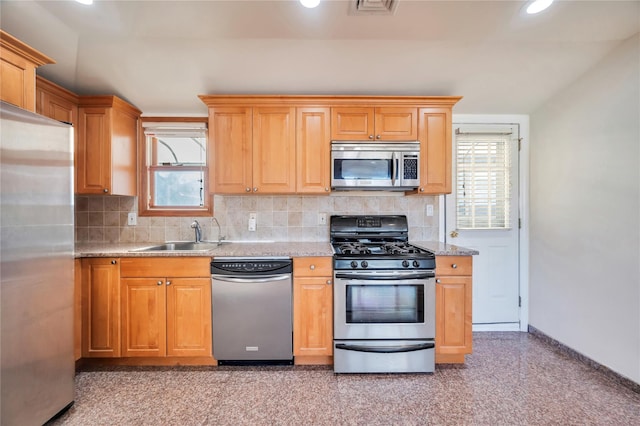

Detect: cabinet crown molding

[0,30,55,66]
[199,94,462,108]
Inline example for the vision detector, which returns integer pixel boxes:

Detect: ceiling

[2,0,638,115]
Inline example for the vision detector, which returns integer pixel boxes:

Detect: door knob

[450,230,459,238]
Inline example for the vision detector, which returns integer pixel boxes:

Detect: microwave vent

[350,0,399,15]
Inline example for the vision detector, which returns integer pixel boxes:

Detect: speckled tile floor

[50,332,639,426]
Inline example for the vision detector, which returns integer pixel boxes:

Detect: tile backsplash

[75,193,440,243]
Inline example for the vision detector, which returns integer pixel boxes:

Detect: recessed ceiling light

[300,0,321,8]
[526,0,554,14]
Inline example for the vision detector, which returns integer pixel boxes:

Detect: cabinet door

[166,278,212,357]
[0,48,37,111]
[435,276,472,359]
[77,107,112,194]
[74,259,82,361]
[209,107,252,193]
[374,107,418,140]
[293,277,333,356]
[36,89,77,124]
[110,108,138,196]
[82,258,120,358]
[121,278,167,357]
[331,107,375,140]
[296,107,331,194]
[418,107,452,194]
[252,107,296,193]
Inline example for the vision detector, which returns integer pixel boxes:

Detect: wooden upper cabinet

[331,107,417,141]
[36,76,79,124]
[209,107,253,193]
[0,30,54,112]
[76,96,141,195]
[417,107,452,194]
[252,107,296,193]
[296,107,331,194]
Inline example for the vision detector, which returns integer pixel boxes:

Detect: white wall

[529,34,640,383]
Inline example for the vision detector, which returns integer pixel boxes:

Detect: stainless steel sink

[130,241,223,252]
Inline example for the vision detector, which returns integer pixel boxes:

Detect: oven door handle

[335,342,435,353]
[335,272,435,280]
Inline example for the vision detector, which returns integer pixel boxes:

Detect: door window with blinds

[454,126,516,229]
[140,119,211,216]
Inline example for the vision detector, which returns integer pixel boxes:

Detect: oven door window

[345,284,424,323]
[333,158,392,181]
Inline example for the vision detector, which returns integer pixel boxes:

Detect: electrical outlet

[248,212,257,232]
[426,204,434,217]
[318,213,327,225]
[127,212,137,226]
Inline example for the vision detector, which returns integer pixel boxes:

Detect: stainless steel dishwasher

[211,257,293,365]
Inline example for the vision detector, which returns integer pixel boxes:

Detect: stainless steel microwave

[331,142,420,190]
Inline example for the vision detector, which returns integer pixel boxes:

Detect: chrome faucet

[190,220,202,243]
[212,217,226,246]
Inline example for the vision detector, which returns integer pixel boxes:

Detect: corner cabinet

[81,258,121,358]
[435,255,473,363]
[119,257,212,358]
[293,257,333,365]
[0,30,54,112]
[77,95,141,195]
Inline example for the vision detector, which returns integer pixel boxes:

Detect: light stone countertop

[75,240,477,258]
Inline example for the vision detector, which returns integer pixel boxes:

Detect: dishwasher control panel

[211,258,292,275]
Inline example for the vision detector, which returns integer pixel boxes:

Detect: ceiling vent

[349,0,399,15]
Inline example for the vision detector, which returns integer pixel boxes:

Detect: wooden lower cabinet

[120,258,212,358]
[435,256,473,364]
[81,258,121,358]
[293,257,333,365]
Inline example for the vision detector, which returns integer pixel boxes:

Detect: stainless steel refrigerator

[1,101,75,425]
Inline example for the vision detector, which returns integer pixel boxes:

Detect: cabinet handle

[436,279,441,283]
[310,265,315,270]
[253,187,258,192]
[111,260,117,265]
[245,187,251,192]
[326,279,332,285]
[376,135,381,139]
[157,280,163,286]
[452,264,458,269]
[103,188,109,193]
[166,280,171,286]
[369,135,374,139]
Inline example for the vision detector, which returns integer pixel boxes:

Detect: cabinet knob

[436,279,441,283]
[245,187,251,192]
[157,280,163,286]
[452,264,458,269]
[253,187,258,192]
[419,188,424,192]
[310,265,315,270]
[111,260,117,265]
[166,280,171,286]
[376,135,381,139]
[103,188,109,193]
[369,135,374,139]
[325,187,329,192]
[326,279,332,285]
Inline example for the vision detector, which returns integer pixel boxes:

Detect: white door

[445,124,520,327]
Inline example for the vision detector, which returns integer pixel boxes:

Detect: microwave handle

[391,152,398,186]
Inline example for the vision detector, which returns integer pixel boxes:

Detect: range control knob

[361,260,369,269]
[413,260,420,268]
[402,260,410,268]
[350,261,358,269]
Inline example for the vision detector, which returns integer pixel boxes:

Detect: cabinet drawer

[436,256,472,276]
[293,257,332,277]
[120,257,211,278]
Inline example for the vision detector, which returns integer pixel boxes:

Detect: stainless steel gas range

[330,215,436,374]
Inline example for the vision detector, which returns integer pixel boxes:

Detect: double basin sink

[131,241,224,252]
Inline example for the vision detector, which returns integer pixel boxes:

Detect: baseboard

[473,323,520,332]
[528,325,639,394]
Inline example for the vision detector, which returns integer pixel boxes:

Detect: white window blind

[455,132,512,229]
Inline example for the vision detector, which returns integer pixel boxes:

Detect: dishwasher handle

[211,274,290,284]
